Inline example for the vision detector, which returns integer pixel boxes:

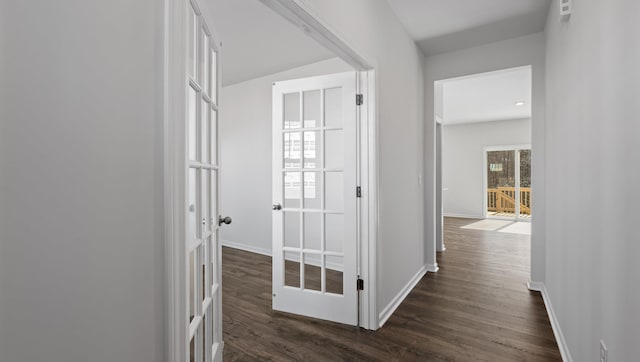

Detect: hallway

[221,217,561,361]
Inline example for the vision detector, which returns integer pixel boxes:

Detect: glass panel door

[272,72,358,325]
[486,148,532,220]
[519,149,532,218]
[184,1,222,360]
[487,150,517,218]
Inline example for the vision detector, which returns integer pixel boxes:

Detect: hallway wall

[544,1,640,360]
[0,1,165,361]
[305,0,426,323]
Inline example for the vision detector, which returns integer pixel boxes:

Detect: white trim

[258,0,372,71]
[425,263,439,273]
[377,265,428,328]
[443,213,483,219]
[528,283,573,362]
[164,0,187,359]
[212,342,224,362]
[221,240,271,257]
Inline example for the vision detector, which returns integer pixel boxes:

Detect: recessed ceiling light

[515,101,526,106]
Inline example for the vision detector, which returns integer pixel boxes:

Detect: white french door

[271,72,358,325]
[184,0,223,361]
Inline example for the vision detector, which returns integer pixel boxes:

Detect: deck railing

[487,187,531,215]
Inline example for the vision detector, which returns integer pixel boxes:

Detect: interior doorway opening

[435,65,533,249]
[211,0,376,344]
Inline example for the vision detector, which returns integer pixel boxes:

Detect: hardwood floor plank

[222,217,561,361]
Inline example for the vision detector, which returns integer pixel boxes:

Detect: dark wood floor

[222,217,561,361]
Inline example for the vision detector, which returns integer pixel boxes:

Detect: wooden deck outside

[488,187,532,216]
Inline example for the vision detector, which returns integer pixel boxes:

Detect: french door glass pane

[201,101,209,164]
[208,304,215,349]
[210,170,217,224]
[188,168,197,245]
[283,132,301,169]
[201,313,207,362]
[303,254,321,291]
[325,255,343,295]
[203,171,210,232]
[520,149,532,217]
[283,171,300,208]
[189,250,196,321]
[284,93,300,129]
[284,251,300,288]
[201,31,209,95]
[284,212,300,248]
[211,110,217,164]
[190,336,195,362]
[325,130,343,169]
[325,214,344,253]
[209,236,216,290]
[324,87,342,128]
[199,245,206,304]
[303,131,320,168]
[303,212,321,250]
[303,172,320,209]
[325,172,344,212]
[487,150,516,217]
[303,90,320,128]
[188,87,198,161]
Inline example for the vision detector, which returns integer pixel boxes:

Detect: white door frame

[482,144,532,221]
[258,0,379,330]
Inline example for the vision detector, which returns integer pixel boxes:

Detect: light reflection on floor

[461,219,531,235]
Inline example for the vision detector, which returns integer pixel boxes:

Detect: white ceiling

[387,0,551,55]
[439,66,532,125]
[208,0,335,86]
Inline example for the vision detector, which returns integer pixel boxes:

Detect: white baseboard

[443,213,483,219]
[378,265,428,328]
[425,263,439,273]
[221,240,271,257]
[221,240,343,271]
[528,282,572,362]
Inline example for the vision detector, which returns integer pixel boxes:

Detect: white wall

[0,1,165,361]
[424,32,546,283]
[219,58,351,255]
[303,0,426,319]
[544,1,640,360]
[442,119,532,218]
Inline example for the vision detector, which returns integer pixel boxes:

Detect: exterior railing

[487,187,531,215]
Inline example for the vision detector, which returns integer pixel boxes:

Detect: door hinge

[357,278,364,291]
[356,94,363,106]
[356,186,362,198]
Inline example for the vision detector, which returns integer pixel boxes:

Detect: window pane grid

[282,87,345,294]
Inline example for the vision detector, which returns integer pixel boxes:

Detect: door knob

[218,215,232,226]
[272,203,282,211]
